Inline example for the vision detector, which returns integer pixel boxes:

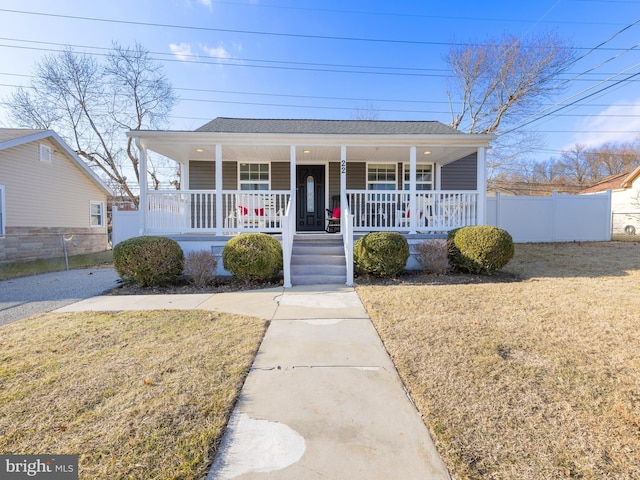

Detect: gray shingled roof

[195,118,463,135]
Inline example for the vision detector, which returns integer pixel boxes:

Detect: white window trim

[403,162,434,190]
[238,162,270,190]
[90,201,105,227]
[0,185,5,236]
[366,162,397,190]
[39,143,52,163]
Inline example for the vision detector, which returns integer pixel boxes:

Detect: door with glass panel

[296,165,325,231]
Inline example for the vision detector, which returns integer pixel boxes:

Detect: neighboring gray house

[127,118,495,285]
[0,129,113,263]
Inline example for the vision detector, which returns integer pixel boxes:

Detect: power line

[215,0,627,26]
[0,8,631,51]
[1,39,638,83]
[502,61,640,134]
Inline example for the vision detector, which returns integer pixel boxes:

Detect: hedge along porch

[127,118,495,286]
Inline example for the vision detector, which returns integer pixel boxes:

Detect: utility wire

[0,8,630,50]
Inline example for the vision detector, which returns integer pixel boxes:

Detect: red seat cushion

[238,206,248,215]
[255,208,265,216]
[332,207,341,218]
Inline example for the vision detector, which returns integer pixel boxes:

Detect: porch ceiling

[147,143,479,166]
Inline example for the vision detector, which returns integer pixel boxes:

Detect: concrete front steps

[290,234,347,285]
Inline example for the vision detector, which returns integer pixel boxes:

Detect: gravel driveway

[0,267,120,326]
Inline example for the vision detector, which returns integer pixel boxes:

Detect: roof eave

[127,130,496,147]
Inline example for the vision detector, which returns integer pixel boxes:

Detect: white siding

[0,139,107,229]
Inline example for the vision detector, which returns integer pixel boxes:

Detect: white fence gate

[486,191,612,242]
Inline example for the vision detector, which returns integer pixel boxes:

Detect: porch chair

[326,195,341,233]
[233,193,283,229]
[396,195,435,229]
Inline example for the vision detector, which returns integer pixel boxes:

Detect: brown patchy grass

[357,241,640,480]
[0,310,267,479]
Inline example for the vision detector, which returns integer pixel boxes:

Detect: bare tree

[446,32,574,134]
[559,144,594,186]
[6,43,177,206]
[350,102,381,120]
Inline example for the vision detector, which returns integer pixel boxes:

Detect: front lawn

[357,242,640,480]
[0,310,267,479]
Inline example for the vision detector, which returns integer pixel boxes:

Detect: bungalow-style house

[0,129,113,263]
[128,118,495,286]
[581,166,640,235]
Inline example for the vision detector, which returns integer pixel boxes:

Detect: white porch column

[409,146,417,234]
[181,163,189,189]
[477,147,487,225]
[290,145,297,212]
[215,144,223,234]
[340,146,347,230]
[135,138,147,236]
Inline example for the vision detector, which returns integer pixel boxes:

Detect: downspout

[135,137,147,236]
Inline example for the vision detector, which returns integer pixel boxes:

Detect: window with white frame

[367,163,396,191]
[403,163,434,190]
[90,201,105,227]
[239,163,269,190]
[0,185,5,236]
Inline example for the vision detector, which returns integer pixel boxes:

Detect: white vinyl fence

[111,208,139,246]
[486,191,612,242]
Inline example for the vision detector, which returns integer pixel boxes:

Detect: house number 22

[340,159,346,174]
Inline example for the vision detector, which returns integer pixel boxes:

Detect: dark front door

[297,165,325,231]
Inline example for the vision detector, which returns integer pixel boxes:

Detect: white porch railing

[346,190,479,232]
[282,198,295,288]
[342,205,355,287]
[145,190,291,234]
[146,189,476,234]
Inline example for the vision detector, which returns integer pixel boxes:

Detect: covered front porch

[144,188,480,235]
[128,118,495,287]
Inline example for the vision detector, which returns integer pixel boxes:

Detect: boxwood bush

[447,225,514,274]
[113,236,184,287]
[354,232,409,277]
[222,233,282,283]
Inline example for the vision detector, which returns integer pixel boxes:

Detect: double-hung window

[403,164,434,190]
[367,164,396,191]
[90,201,105,227]
[239,163,269,190]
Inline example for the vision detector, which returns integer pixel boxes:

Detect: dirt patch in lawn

[0,310,267,479]
[357,241,640,480]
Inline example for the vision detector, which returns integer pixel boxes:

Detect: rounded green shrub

[447,225,514,274]
[222,233,283,282]
[113,236,184,287]
[353,232,409,277]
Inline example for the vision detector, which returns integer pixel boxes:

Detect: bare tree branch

[5,43,177,206]
[446,32,574,135]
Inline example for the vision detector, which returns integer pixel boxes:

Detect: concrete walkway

[57,285,451,480]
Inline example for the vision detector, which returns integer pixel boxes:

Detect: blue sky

[0,0,639,163]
